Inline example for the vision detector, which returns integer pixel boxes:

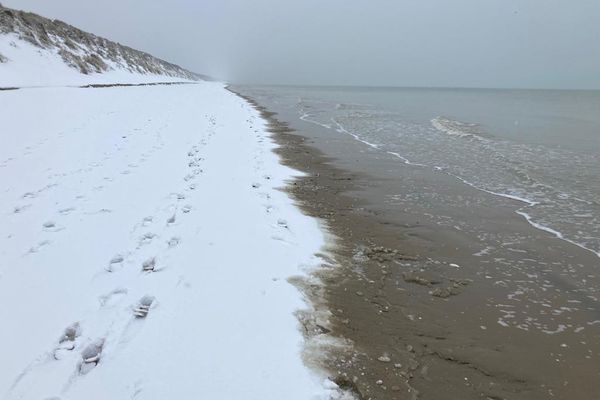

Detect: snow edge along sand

[226,86,356,399]
[226,85,354,399]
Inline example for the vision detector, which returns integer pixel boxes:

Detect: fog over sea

[250,86,600,257]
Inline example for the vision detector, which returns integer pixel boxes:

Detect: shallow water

[245,86,600,257]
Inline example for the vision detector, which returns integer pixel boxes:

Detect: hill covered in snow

[0,3,208,86]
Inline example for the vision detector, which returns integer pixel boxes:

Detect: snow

[0,33,192,87]
[0,55,342,398]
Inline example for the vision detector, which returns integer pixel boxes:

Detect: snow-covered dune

[0,4,204,87]
[0,33,191,87]
[0,82,339,399]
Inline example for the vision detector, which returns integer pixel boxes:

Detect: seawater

[245,86,600,257]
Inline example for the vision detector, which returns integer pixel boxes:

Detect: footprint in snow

[131,381,143,399]
[106,255,125,272]
[53,323,81,360]
[166,214,176,225]
[170,193,186,201]
[84,208,112,215]
[28,240,51,254]
[142,257,156,272]
[182,205,192,214]
[59,323,81,343]
[58,207,76,215]
[271,235,293,245]
[99,288,128,307]
[42,221,66,233]
[142,216,153,226]
[79,339,105,374]
[13,204,32,214]
[139,232,157,245]
[133,296,155,318]
[42,221,56,229]
[167,236,181,248]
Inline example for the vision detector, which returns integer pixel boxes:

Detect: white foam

[444,170,600,258]
[299,112,331,129]
[431,116,485,140]
[517,211,600,258]
[298,108,600,260]
[331,118,380,150]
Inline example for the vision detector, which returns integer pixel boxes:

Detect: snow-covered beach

[0,81,339,400]
[0,12,342,397]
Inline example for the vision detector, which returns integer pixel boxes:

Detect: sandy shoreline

[231,86,600,400]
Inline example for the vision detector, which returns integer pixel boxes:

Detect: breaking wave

[431,116,486,140]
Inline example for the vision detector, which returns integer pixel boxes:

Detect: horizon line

[229,82,600,92]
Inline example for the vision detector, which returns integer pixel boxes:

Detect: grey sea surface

[248,86,600,257]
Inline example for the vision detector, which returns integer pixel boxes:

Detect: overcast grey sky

[4,0,600,88]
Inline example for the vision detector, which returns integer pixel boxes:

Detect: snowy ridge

[0,4,207,87]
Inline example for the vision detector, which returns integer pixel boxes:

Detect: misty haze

[1,1,599,400]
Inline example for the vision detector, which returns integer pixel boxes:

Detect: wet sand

[229,87,600,400]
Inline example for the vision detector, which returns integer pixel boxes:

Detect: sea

[242,86,600,258]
